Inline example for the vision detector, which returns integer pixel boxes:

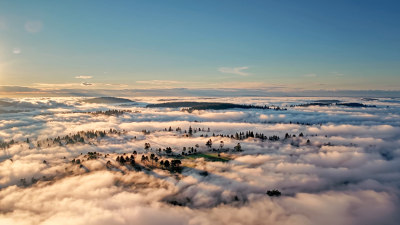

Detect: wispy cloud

[332,72,344,77]
[136,80,184,85]
[218,66,250,76]
[304,73,317,77]
[24,20,43,33]
[75,75,93,79]
[33,83,81,88]
[12,47,21,54]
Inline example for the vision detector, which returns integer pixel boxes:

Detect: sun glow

[0,59,8,84]
[0,60,5,82]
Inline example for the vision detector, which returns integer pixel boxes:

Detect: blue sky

[0,0,399,91]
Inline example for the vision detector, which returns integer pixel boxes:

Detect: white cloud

[12,48,21,54]
[1,97,400,224]
[218,66,250,76]
[75,76,93,79]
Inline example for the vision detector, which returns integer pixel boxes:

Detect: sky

[0,0,399,91]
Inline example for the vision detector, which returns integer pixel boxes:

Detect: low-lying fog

[1,97,399,225]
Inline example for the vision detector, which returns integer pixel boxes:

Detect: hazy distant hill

[292,100,376,108]
[336,102,376,107]
[147,102,214,108]
[146,101,261,109]
[81,97,134,104]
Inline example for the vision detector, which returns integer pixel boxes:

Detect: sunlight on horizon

[0,1,399,225]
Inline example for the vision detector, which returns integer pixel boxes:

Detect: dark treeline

[290,102,376,108]
[89,109,135,116]
[43,129,126,147]
[110,151,182,172]
[163,126,211,136]
[182,104,287,113]
[204,131,281,142]
[1,124,312,151]
[4,129,128,150]
[0,139,15,149]
[290,102,332,107]
[208,131,305,142]
[336,103,377,107]
[146,101,287,112]
[144,126,308,145]
[48,129,124,146]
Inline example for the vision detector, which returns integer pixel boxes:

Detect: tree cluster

[266,189,281,197]
[117,154,135,166]
[182,146,197,155]
[35,129,124,148]
[89,109,132,116]
[86,152,100,160]
[0,139,15,149]
[159,159,182,172]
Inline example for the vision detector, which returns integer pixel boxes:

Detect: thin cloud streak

[136,80,185,85]
[218,67,250,76]
[75,76,93,79]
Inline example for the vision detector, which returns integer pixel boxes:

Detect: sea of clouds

[0,96,399,225]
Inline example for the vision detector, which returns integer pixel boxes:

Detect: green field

[184,153,230,162]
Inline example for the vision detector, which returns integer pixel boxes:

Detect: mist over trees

[1,96,399,225]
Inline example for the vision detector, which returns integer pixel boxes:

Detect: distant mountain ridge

[81,97,134,104]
